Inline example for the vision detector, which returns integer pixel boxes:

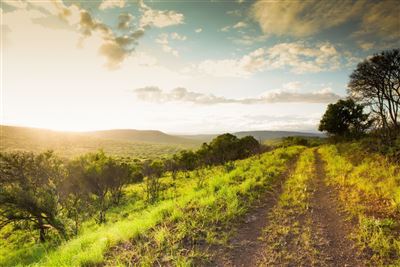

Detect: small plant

[224,161,235,172]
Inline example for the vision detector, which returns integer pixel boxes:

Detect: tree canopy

[319,98,372,138]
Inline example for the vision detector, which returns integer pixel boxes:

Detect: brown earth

[310,150,366,267]
[210,150,367,267]
[209,156,299,266]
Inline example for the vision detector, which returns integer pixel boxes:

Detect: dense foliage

[318,99,372,139]
[0,152,66,242]
[0,133,262,248]
[0,141,302,266]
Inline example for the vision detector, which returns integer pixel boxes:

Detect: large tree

[319,99,372,138]
[70,151,132,224]
[0,151,67,242]
[348,49,400,135]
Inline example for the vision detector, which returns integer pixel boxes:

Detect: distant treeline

[0,133,262,242]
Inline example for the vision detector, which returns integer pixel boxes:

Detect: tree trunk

[38,217,46,243]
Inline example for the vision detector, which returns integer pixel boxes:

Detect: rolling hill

[84,129,196,145]
[0,125,199,159]
[0,125,324,158]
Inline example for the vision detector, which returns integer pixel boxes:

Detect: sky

[1,0,399,134]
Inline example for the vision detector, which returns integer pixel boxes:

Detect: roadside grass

[319,144,400,266]
[260,148,325,266]
[0,146,303,267]
[103,146,303,266]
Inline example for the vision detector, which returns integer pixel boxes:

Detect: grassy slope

[0,146,303,267]
[0,126,199,159]
[319,144,400,266]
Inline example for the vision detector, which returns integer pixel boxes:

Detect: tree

[0,151,67,242]
[238,136,260,158]
[319,98,372,139]
[142,160,164,203]
[59,160,92,235]
[196,143,213,167]
[208,133,240,164]
[164,156,180,195]
[348,49,400,137]
[72,151,132,224]
[104,159,132,205]
[177,150,198,171]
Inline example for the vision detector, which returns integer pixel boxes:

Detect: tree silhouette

[348,49,400,139]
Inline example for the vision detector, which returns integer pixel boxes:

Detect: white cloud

[250,0,400,44]
[140,8,184,28]
[195,28,203,33]
[233,21,247,29]
[133,86,341,105]
[221,21,247,32]
[282,81,302,91]
[77,10,145,68]
[170,32,187,41]
[231,34,267,46]
[226,9,242,17]
[155,32,186,57]
[259,87,340,103]
[3,0,145,69]
[141,10,183,28]
[134,87,234,105]
[266,42,341,74]
[220,26,231,32]
[118,13,134,30]
[197,41,349,77]
[197,48,266,77]
[99,0,126,10]
[250,0,363,37]
[357,41,374,51]
[353,1,400,42]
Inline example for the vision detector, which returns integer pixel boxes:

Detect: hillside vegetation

[0,145,303,266]
[319,144,400,266]
[0,139,399,266]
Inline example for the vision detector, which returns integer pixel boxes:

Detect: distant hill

[0,125,324,158]
[0,125,199,159]
[84,129,197,145]
[178,134,219,143]
[181,131,324,143]
[233,131,324,141]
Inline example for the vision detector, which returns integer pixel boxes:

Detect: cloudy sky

[1,0,399,133]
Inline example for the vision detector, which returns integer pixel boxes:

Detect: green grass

[0,146,304,266]
[319,144,400,266]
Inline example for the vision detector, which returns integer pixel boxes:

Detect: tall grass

[0,146,303,266]
[319,145,400,266]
